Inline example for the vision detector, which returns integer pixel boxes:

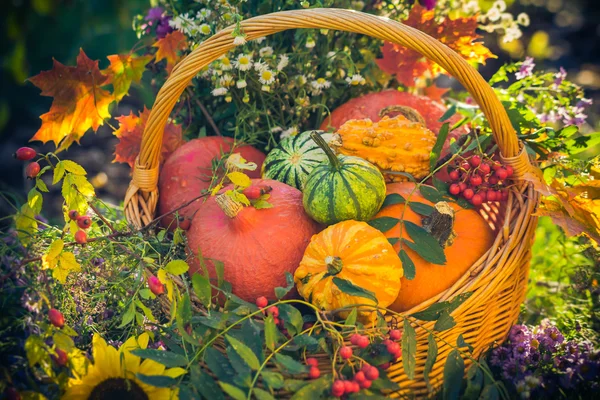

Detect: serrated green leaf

[402,319,417,380]
[36,178,49,192]
[61,160,86,175]
[118,302,135,328]
[430,122,450,169]
[344,308,358,326]
[274,353,307,374]
[219,382,246,400]
[264,315,277,352]
[443,350,464,400]
[192,273,212,308]
[403,221,446,265]
[424,333,438,391]
[411,292,472,321]
[135,300,156,322]
[368,217,399,232]
[226,334,260,370]
[136,373,177,388]
[399,250,415,280]
[262,371,285,390]
[279,304,304,336]
[418,185,445,203]
[290,375,331,400]
[433,310,456,331]
[130,349,188,367]
[382,193,405,207]
[53,162,65,184]
[408,202,435,216]
[165,260,189,275]
[332,277,378,304]
[253,388,276,400]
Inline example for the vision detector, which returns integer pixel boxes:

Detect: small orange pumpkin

[294,220,403,319]
[374,182,494,312]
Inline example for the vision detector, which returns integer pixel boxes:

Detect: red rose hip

[148,275,164,295]
[68,210,79,221]
[74,230,87,244]
[25,162,41,179]
[48,308,65,328]
[15,147,36,161]
[339,346,353,360]
[76,216,92,229]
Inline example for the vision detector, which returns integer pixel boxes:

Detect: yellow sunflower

[63,333,185,400]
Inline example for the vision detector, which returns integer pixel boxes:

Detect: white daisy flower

[493,0,507,12]
[253,60,267,72]
[233,35,247,46]
[255,36,266,44]
[501,13,513,24]
[199,24,211,35]
[463,1,479,13]
[212,87,228,96]
[259,46,273,57]
[219,74,233,87]
[259,68,275,85]
[199,8,211,19]
[235,54,253,71]
[261,85,271,92]
[236,79,247,89]
[305,37,316,48]
[345,74,366,86]
[270,126,283,133]
[280,127,298,139]
[277,55,289,71]
[517,13,530,27]
[219,56,233,71]
[311,78,331,90]
[487,7,501,22]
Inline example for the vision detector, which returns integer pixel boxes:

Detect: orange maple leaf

[104,54,153,101]
[377,5,496,87]
[423,83,450,102]
[28,49,113,148]
[153,30,188,73]
[113,107,183,170]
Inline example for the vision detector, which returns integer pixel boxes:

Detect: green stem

[310,130,340,169]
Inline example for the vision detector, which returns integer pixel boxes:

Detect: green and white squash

[303,131,386,225]
[262,131,331,190]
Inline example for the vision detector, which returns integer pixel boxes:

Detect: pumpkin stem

[421,201,457,248]
[378,105,426,126]
[215,193,244,218]
[310,130,341,170]
[325,256,343,275]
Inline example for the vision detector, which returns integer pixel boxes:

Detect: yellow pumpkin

[330,115,436,182]
[294,220,403,319]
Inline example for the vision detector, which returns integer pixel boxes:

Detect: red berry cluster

[68,210,92,244]
[447,154,513,206]
[331,365,380,397]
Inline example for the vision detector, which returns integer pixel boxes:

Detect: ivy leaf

[274,353,307,374]
[368,217,399,233]
[430,122,450,170]
[165,260,189,275]
[433,310,456,331]
[225,335,260,370]
[382,193,405,207]
[399,250,415,280]
[401,319,417,380]
[153,30,188,73]
[113,107,183,170]
[411,292,472,321]
[28,49,113,150]
[443,350,465,400]
[424,333,438,391]
[131,349,188,367]
[103,54,152,101]
[376,4,494,87]
[332,277,378,304]
[403,222,446,265]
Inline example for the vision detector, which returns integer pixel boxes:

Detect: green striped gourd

[262,130,331,190]
[303,131,386,225]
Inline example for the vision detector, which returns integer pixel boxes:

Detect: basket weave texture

[123,8,542,397]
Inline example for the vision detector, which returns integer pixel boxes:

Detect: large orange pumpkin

[158,137,265,227]
[187,179,321,302]
[374,182,494,312]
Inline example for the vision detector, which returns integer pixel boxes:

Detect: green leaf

[370,375,400,391]
[401,319,417,380]
[443,350,464,400]
[418,185,445,203]
[274,353,307,374]
[136,373,177,388]
[225,334,260,370]
[214,259,225,289]
[433,310,456,331]
[403,222,446,265]
[382,193,405,207]
[118,302,135,328]
[218,382,246,400]
[253,388,276,400]
[344,308,358,326]
[463,364,484,400]
[36,178,48,192]
[53,162,65,184]
[368,217,399,232]
[457,334,474,353]
[204,347,236,384]
[262,371,285,390]
[264,315,277,351]
[192,273,212,308]
[438,104,456,122]
[274,272,295,299]
[411,292,472,321]
[480,384,500,400]
[130,349,188,367]
[279,304,304,335]
[253,199,273,209]
[430,122,450,169]
[290,375,331,400]
[332,277,378,304]
[399,250,415,280]
[190,366,225,400]
[424,333,438,391]
[408,202,435,216]
[283,379,309,392]
[61,160,86,175]
[165,260,189,275]
[387,238,400,246]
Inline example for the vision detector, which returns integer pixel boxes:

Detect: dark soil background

[1,0,598,228]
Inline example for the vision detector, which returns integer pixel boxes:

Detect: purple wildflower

[145,7,164,21]
[516,57,535,80]
[420,0,437,10]
[156,18,174,38]
[553,67,567,87]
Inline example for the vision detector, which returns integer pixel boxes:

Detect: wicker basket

[123,8,542,397]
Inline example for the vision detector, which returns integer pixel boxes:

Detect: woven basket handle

[124,8,534,228]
